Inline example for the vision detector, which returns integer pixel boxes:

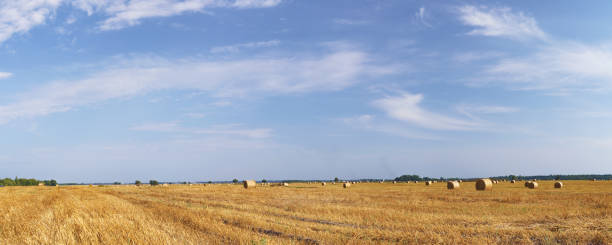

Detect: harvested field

[0,180,609,244]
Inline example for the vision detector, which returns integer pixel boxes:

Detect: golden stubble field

[0,180,609,244]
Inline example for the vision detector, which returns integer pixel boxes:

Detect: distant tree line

[0,177,57,186]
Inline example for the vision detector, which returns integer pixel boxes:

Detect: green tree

[149,180,159,186]
[334,177,339,182]
[262,179,267,183]
[113,181,121,185]
[232,178,238,184]
[135,180,142,186]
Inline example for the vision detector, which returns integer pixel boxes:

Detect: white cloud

[333,18,370,25]
[0,0,62,43]
[131,121,272,138]
[415,6,431,27]
[210,40,280,53]
[86,0,282,30]
[485,43,612,91]
[452,51,504,63]
[458,5,546,40]
[456,104,518,120]
[183,112,205,118]
[457,105,518,114]
[229,0,281,8]
[342,114,442,140]
[0,0,282,44]
[0,72,12,79]
[372,92,478,130]
[0,51,395,123]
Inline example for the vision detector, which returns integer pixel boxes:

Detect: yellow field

[0,180,609,244]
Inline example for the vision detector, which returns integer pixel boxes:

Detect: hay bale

[458,180,463,183]
[282,182,289,187]
[414,181,418,183]
[524,181,531,187]
[425,181,431,186]
[393,181,397,184]
[243,180,256,189]
[343,182,351,188]
[475,179,493,191]
[511,180,516,184]
[321,182,326,186]
[592,178,596,181]
[447,181,460,190]
[554,182,563,188]
[162,183,168,187]
[527,182,538,189]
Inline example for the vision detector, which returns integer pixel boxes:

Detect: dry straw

[447,181,460,190]
[243,180,256,189]
[475,179,492,191]
[343,182,351,188]
[554,182,563,188]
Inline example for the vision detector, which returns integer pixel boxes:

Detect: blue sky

[1,0,611,182]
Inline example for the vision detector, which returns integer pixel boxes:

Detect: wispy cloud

[0,72,12,79]
[372,92,478,131]
[333,18,370,25]
[0,0,62,44]
[452,51,504,63]
[0,0,282,43]
[485,42,612,91]
[86,0,283,31]
[210,40,280,53]
[342,114,442,140]
[415,6,431,27]
[456,104,519,120]
[458,5,546,41]
[131,122,272,138]
[0,50,396,124]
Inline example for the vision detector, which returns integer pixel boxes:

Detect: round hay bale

[425,181,431,186]
[592,178,596,181]
[243,180,256,189]
[321,182,326,186]
[393,181,397,184]
[447,181,460,190]
[554,182,563,188]
[414,181,418,183]
[162,183,168,187]
[511,180,516,184]
[282,182,289,187]
[458,180,463,183]
[475,179,493,191]
[343,182,351,188]
[524,181,531,187]
[527,182,538,189]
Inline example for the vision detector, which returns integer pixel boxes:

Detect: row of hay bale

[243,179,569,190]
[243,180,357,189]
[441,179,566,191]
